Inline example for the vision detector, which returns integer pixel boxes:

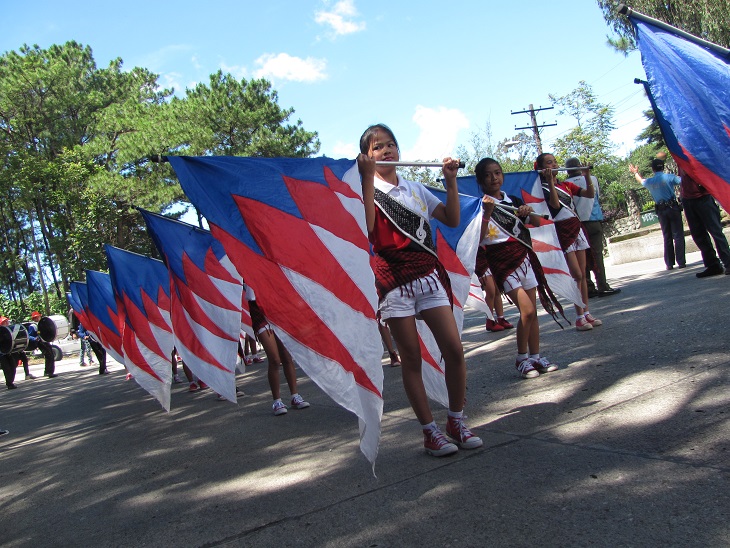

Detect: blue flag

[631,17,730,211]
[106,245,173,410]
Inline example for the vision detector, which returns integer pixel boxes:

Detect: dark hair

[474,157,502,193]
[535,152,554,169]
[651,158,665,172]
[359,124,399,155]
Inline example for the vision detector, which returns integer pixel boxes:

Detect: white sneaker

[273,400,288,416]
[291,394,310,409]
[516,358,540,379]
[25,374,36,380]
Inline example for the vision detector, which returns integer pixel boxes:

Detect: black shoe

[587,288,599,298]
[696,264,724,278]
[46,374,58,378]
[598,287,621,297]
[677,264,686,268]
[99,370,110,375]
[7,384,17,390]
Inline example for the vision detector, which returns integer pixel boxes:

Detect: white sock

[517,352,528,361]
[448,409,463,419]
[529,353,540,360]
[422,421,437,432]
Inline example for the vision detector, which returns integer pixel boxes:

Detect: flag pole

[537,166,592,173]
[376,160,466,168]
[148,157,466,169]
[617,4,730,58]
[494,204,550,220]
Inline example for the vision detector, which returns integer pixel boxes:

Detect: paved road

[1,251,728,547]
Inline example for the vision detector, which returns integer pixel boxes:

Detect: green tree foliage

[597,0,730,51]
[636,108,664,149]
[0,41,320,311]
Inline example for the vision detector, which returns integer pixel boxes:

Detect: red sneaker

[485,319,505,332]
[388,351,401,367]
[445,416,483,449]
[497,317,514,329]
[188,382,200,392]
[423,428,458,457]
[198,381,208,390]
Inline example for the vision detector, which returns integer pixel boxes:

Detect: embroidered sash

[374,189,436,257]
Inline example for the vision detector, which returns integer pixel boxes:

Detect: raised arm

[357,153,376,233]
[431,157,462,227]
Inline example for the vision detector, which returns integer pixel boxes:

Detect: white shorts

[379,271,451,320]
[565,229,590,254]
[502,255,539,294]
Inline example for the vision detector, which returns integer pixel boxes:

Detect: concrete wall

[607,225,730,265]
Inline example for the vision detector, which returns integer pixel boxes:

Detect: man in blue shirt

[630,159,685,270]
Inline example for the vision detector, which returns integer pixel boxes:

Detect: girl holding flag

[357,124,482,457]
[536,153,601,331]
[476,158,562,379]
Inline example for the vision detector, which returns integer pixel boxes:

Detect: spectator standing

[629,159,685,270]
[678,167,730,277]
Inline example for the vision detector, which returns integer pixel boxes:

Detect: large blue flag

[631,17,730,211]
[139,209,244,404]
[106,245,173,410]
[167,155,384,467]
[86,270,125,365]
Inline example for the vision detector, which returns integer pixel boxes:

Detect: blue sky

[4,0,651,161]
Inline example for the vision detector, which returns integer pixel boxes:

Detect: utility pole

[511,104,556,154]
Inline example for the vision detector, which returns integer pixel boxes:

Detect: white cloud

[253,53,327,83]
[315,0,366,37]
[403,106,470,161]
[330,141,359,159]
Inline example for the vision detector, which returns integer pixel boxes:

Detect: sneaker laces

[426,428,450,447]
[516,358,536,373]
[449,417,473,441]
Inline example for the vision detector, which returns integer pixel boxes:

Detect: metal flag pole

[492,203,550,220]
[375,160,465,168]
[617,4,730,58]
[537,166,592,174]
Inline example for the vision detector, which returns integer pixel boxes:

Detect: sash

[542,183,575,211]
[491,205,533,249]
[372,189,451,306]
[374,189,436,257]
